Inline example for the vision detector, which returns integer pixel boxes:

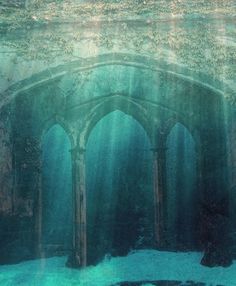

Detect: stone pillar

[33,139,42,258]
[67,145,87,268]
[199,124,232,267]
[228,111,236,190]
[151,142,167,249]
[0,110,13,215]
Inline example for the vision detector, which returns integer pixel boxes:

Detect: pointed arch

[41,124,73,256]
[41,117,75,149]
[81,95,152,146]
[166,122,198,250]
[85,110,155,264]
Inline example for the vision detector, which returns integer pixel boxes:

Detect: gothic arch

[40,123,73,256]
[2,53,232,112]
[85,109,155,263]
[81,95,152,146]
[165,122,198,249]
[166,122,196,152]
[41,116,76,149]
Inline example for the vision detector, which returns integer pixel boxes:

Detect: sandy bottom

[0,250,235,286]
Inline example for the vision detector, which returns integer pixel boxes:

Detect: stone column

[199,124,232,267]
[33,139,42,258]
[151,142,167,249]
[0,110,13,215]
[67,145,87,268]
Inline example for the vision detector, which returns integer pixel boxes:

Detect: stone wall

[0,107,13,215]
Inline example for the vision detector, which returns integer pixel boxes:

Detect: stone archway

[41,124,73,257]
[2,53,231,267]
[166,122,198,250]
[85,110,155,264]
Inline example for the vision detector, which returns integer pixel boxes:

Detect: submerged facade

[0,0,236,277]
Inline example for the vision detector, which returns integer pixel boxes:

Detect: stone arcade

[0,0,235,270]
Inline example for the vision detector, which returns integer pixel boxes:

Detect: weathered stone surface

[0,1,235,102]
[0,110,12,215]
[113,281,225,286]
[112,280,217,286]
[0,215,34,264]
[0,0,26,8]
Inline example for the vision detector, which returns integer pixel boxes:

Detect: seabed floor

[0,250,235,286]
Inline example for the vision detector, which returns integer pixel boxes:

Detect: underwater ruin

[0,0,236,285]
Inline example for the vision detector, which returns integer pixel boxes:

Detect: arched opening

[41,124,73,257]
[166,123,198,250]
[86,110,154,264]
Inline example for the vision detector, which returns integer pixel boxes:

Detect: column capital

[150,147,168,153]
[70,145,86,155]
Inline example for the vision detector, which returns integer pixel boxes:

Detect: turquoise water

[0,1,235,285]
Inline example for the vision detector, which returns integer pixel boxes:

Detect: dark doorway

[42,124,73,257]
[166,123,198,250]
[86,111,154,264]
